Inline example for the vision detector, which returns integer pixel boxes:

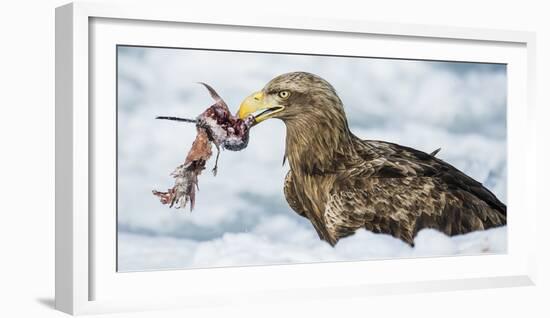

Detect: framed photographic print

[55,2,537,315]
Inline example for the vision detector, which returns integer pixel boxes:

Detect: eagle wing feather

[319,139,507,245]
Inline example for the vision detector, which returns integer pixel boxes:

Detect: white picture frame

[55,2,537,315]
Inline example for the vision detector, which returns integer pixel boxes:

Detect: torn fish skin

[153,84,255,211]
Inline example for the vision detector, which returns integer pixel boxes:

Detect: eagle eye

[278,90,290,99]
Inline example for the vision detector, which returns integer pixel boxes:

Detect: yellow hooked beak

[238,91,285,124]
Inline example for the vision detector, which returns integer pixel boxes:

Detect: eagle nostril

[252,92,263,101]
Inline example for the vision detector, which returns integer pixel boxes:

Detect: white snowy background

[117,46,507,271]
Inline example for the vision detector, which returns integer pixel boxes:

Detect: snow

[118,221,507,271]
[116,46,507,271]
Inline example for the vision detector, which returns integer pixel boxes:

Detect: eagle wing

[355,139,506,213]
[322,138,506,245]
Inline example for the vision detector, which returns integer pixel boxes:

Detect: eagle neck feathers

[283,105,357,176]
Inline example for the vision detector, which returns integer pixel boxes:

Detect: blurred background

[117,46,507,271]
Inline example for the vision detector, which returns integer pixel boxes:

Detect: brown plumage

[239,71,506,246]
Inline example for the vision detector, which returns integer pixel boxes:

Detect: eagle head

[238,72,356,174]
[237,72,347,127]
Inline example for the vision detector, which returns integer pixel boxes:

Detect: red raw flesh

[152,83,254,211]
